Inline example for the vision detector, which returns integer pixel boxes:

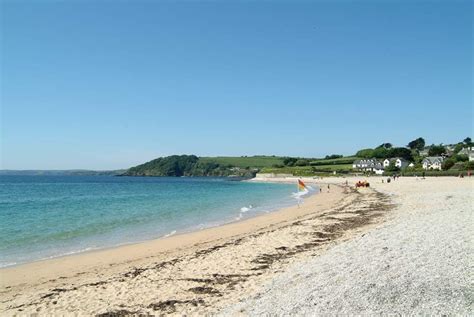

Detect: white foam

[163,230,177,238]
[240,205,253,213]
[292,188,310,198]
[292,186,318,204]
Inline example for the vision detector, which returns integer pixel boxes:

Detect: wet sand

[1,178,395,315]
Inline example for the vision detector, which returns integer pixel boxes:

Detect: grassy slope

[310,156,359,165]
[199,156,284,168]
[199,156,358,176]
[125,155,358,177]
[260,156,358,175]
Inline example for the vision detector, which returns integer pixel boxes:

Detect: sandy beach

[1,176,472,315]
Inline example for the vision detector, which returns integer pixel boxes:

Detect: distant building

[374,169,384,175]
[444,144,456,152]
[462,147,474,162]
[455,146,474,161]
[422,156,444,170]
[353,159,384,174]
[382,158,409,169]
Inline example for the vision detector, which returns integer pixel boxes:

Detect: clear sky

[1,0,472,170]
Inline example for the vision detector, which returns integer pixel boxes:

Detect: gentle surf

[0,175,302,267]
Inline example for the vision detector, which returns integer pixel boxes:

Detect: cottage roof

[384,157,408,162]
[423,156,444,164]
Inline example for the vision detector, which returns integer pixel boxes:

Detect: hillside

[122,155,359,178]
[259,156,358,176]
[122,155,268,177]
[199,156,284,168]
[122,136,473,178]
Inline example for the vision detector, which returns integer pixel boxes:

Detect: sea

[0,175,306,268]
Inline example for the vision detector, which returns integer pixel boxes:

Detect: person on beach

[327,184,330,192]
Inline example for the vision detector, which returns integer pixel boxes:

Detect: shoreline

[1,177,470,315]
[3,176,422,315]
[0,178,333,289]
[0,178,310,270]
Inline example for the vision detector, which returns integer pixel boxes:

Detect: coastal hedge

[384,170,469,177]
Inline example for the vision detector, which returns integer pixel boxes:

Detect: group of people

[319,184,331,193]
[355,180,370,188]
[382,174,401,183]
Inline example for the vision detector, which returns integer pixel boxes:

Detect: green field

[309,156,359,166]
[261,163,354,176]
[199,156,284,168]
[259,166,317,176]
[258,156,359,176]
[199,155,358,176]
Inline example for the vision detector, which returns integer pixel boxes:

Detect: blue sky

[1,0,472,170]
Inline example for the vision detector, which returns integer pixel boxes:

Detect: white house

[374,168,384,175]
[458,147,471,155]
[458,147,474,161]
[395,158,409,168]
[353,159,384,174]
[383,158,409,169]
[422,156,444,170]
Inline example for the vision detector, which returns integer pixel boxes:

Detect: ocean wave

[163,230,177,238]
[291,186,317,202]
[236,205,254,220]
[240,205,253,213]
[0,246,97,268]
[292,189,309,198]
[1,177,301,267]
[0,261,18,268]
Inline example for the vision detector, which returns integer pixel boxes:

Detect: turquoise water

[0,176,301,267]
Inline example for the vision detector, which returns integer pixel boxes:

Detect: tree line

[124,155,256,177]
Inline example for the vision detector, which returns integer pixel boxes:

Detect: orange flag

[298,179,307,191]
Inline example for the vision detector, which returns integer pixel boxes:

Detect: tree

[407,137,425,151]
[463,137,472,144]
[388,147,413,161]
[325,154,343,160]
[442,158,455,171]
[283,157,298,166]
[372,146,390,158]
[385,161,400,172]
[295,159,310,166]
[378,143,392,149]
[453,154,469,162]
[428,145,446,156]
[412,153,423,165]
[356,148,375,158]
[466,161,474,170]
[453,143,464,154]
